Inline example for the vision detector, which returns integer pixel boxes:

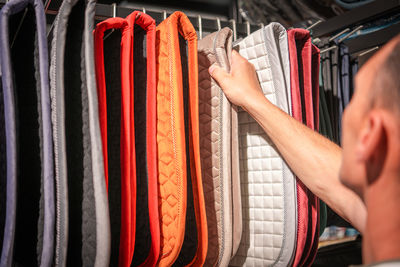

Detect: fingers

[208,64,230,88]
[231,49,243,63]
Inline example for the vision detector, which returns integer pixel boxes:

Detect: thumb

[209,65,230,87]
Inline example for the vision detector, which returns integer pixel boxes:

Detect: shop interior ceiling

[43,0,377,28]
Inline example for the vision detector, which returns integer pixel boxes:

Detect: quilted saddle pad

[198,27,241,267]
[129,12,160,267]
[83,0,111,266]
[49,0,111,266]
[0,0,55,266]
[94,16,136,267]
[155,11,207,267]
[230,22,297,267]
[287,28,319,267]
[303,43,321,267]
[0,68,5,265]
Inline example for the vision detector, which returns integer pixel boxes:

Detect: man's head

[340,35,400,198]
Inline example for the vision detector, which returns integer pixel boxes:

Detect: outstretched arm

[209,50,366,233]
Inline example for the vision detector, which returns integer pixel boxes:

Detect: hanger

[103,3,117,40]
[320,25,363,54]
[230,19,237,41]
[344,22,400,54]
[197,15,202,39]
[306,19,322,31]
[11,8,28,48]
[163,10,167,20]
[216,17,221,31]
[337,25,363,43]
[246,20,250,36]
[142,7,146,14]
[44,0,51,13]
[328,28,350,42]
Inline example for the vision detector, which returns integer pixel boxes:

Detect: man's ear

[356,111,385,163]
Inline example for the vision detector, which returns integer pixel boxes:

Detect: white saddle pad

[229,22,297,267]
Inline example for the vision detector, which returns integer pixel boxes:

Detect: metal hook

[259,23,264,30]
[11,8,28,48]
[230,19,237,41]
[306,19,322,31]
[142,7,146,14]
[246,20,250,36]
[338,25,363,43]
[163,10,167,20]
[111,3,117,17]
[103,3,117,40]
[328,28,350,42]
[358,46,379,57]
[44,0,51,13]
[216,17,221,31]
[320,45,337,54]
[197,15,202,39]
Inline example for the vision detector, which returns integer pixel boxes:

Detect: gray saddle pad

[198,27,241,267]
[0,0,55,266]
[49,0,110,266]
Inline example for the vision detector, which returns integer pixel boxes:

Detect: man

[208,35,400,266]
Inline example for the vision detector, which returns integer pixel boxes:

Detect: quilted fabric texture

[83,0,111,266]
[198,27,239,267]
[50,0,111,266]
[155,11,207,267]
[0,0,55,266]
[50,0,100,265]
[230,23,297,267]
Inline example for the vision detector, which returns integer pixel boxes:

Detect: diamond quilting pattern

[156,37,179,256]
[198,49,222,267]
[230,29,286,266]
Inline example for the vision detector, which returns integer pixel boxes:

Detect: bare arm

[209,50,366,233]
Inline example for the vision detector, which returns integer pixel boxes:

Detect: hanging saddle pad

[0,0,55,266]
[155,11,207,267]
[302,43,321,267]
[198,27,242,267]
[0,70,5,263]
[230,22,297,267]
[287,28,319,267]
[83,0,111,266]
[129,12,160,267]
[49,0,111,266]
[94,16,136,267]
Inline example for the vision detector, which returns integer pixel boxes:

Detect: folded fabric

[155,11,207,267]
[198,27,242,267]
[287,28,320,267]
[49,0,111,266]
[94,16,136,267]
[230,22,297,267]
[302,43,322,267]
[129,11,160,267]
[83,0,111,266]
[0,72,4,263]
[0,0,55,266]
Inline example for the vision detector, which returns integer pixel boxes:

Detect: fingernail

[209,65,215,75]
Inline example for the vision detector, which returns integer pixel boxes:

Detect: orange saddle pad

[155,11,207,267]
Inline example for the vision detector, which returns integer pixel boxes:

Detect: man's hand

[208,50,264,109]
